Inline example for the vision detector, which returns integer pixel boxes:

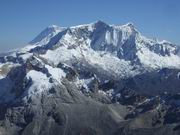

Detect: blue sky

[0,0,180,52]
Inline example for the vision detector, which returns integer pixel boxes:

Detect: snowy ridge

[0,21,180,103]
[37,21,180,71]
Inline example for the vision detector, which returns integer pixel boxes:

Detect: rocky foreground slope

[0,21,180,135]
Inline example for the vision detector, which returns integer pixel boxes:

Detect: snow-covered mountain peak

[1,21,180,74]
[47,24,60,29]
[43,21,180,68]
[119,22,139,36]
[157,39,172,44]
[93,20,109,27]
[119,22,135,30]
[125,22,134,27]
[21,21,179,69]
[29,25,66,46]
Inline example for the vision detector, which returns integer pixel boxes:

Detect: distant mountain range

[0,21,180,135]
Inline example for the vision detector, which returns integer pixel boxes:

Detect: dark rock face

[26,56,45,71]
[0,57,5,63]
[123,68,180,96]
[113,88,147,106]
[6,56,17,63]
[7,65,27,97]
[58,63,78,81]
[164,107,180,124]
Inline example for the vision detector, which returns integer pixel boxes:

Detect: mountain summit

[28,21,180,70]
[0,21,180,135]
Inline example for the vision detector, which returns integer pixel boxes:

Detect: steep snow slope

[29,25,66,46]
[20,25,66,53]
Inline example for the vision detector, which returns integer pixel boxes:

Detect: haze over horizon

[0,0,180,53]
